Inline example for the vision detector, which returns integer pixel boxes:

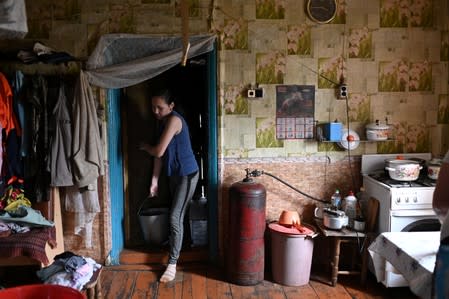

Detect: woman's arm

[149,157,162,197]
[140,115,182,158]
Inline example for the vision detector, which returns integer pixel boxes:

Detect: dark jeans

[434,237,449,299]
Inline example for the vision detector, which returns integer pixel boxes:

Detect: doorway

[123,54,210,249]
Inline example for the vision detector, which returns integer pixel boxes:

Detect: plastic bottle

[356,186,369,219]
[331,189,342,210]
[344,191,357,228]
[354,200,365,232]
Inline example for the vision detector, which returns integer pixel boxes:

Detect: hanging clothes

[24,75,50,202]
[10,71,27,157]
[63,183,100,248]
[6,71,27,179]
[48,83,73,187]
[0,72,21,137]
[71,70,103,188]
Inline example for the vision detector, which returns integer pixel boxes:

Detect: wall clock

[306,0,338,24]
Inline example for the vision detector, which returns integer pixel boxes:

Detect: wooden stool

[83,267,102,299]
[315,219,366,286]
[314,198,379,286]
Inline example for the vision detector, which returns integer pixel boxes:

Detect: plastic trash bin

[268,222,318,286]
[0,284,85,299]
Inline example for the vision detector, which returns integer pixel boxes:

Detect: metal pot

[428,159,442,180]
[385,159,422,181]
[366,120,390,141]
[323,208,348,230]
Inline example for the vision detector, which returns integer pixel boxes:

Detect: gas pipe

[226,169,266,286]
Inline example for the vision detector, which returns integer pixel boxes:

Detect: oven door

[390,209,440,232]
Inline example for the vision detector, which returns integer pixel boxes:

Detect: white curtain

[0,0,28,39]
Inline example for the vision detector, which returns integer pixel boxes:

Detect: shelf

[317,139,395,143]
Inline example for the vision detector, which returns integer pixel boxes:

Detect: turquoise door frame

[107,47,218,264]
[206,48,218,263]
[107,88,125,265]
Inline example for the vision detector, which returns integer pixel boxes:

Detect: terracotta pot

[278,210,300,227]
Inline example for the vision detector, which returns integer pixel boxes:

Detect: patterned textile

[369,231,439,299]
[0,226,56,265]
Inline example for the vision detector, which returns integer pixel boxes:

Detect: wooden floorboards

[100,264,419,299]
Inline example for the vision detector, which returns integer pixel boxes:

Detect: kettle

[323,208,348,230]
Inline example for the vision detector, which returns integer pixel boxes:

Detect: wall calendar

[275,85,315,139]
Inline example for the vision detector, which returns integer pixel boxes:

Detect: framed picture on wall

[275,85,315,139]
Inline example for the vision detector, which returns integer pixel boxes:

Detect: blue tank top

[161,111,198,176]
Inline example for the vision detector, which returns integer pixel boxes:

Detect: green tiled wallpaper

[216,0,449,158]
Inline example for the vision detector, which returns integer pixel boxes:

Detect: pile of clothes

[36,251,101,291]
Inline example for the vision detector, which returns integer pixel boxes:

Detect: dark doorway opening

[122,54,209,254]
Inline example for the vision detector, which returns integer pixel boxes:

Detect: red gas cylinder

[227,175,266,285]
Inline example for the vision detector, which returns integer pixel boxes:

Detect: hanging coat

[48,83,74,187]
[71,71,103,187]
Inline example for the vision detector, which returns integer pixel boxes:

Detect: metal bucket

[138,204,169,245]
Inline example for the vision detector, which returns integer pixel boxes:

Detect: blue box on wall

[316,122,342,141]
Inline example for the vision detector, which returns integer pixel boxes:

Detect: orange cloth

[0,72,21,136]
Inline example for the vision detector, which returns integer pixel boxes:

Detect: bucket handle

[137,197,156,215]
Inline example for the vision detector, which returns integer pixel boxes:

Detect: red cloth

[0,226,56,265]
[0,72,21,136]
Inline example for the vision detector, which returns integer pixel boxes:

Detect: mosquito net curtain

[85,34,216,89]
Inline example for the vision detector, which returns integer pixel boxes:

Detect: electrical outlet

[339,84,348,99]
[247,88,264,98]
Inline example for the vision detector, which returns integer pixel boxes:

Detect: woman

[140,89,199,282]
[432,150,449,298]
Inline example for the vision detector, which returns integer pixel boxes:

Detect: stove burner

[368,172,437,188]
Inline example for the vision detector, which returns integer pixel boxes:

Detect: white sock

[160,264,176,283]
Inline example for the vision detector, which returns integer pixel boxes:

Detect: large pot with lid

[366,120,390,141]
[323,208,348,230]
[428,158,442,180]
[385,159,422,181]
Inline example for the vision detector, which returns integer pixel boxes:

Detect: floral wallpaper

[378,59,408,92]
[143,0,169,3]
[441,31,449,61]
[175,0,200,17]
[407,124,431,153]
[256,117,283,148]
[256,52,286,84]
[330,0,347,24]
[348,27,372,59]
[318,56,345,88]
[223,85,249,115]
[215,0,448,157]
[439,95,449,124]
[409,61,432,92]
[287,24,311,56]
[221,19,248,50]
[410,0,433,27]
[380,0,433,28]
[256,0,285,19]
[348,94,370,123]
[380,0,410,27]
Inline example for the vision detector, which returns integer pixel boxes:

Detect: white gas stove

[361,153,439,287]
